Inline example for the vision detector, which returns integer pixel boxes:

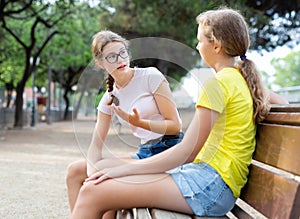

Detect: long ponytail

[236,59,270,123]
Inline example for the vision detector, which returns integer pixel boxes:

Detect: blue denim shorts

[170,162,236,216]
[132,132,184,159]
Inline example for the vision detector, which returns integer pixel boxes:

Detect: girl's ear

[213,39,222,54]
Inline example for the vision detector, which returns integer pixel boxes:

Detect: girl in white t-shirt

[66,30,183,213]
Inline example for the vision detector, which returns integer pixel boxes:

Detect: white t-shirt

[98,67,176,144]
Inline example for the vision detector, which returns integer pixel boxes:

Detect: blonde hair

[196,8,270,123]
[92,30,128,105]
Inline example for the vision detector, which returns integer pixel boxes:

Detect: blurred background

[1,0,300,130]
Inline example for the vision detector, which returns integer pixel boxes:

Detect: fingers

[85,171,102,182]
[84,171,110,185]
[111,105,140,125]
[93,174,109,185]
[132,108,138,115]
[111,104,130,121]
[111,104,125,116]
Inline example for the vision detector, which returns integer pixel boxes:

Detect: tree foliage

[98,0,300,51]
[245,0,300,51]
[97,0,220,83]
[271,50,300,87]
[41,2,102,119]
[1,0,300,127]
[97,0,300,87]
[0,0,75,126]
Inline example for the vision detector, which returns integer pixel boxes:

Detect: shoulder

[216,68,239,79]
[135,67,165,80]
[147,67,165,79]
[216,68,244,87]
[135,67,162,75]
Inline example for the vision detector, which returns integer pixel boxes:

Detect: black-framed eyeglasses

[104,49,129,64]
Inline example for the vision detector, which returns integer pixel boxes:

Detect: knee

[73,182,107,216]
[66,160,86,184]
[76,181,98,205]
[79,181,94,195]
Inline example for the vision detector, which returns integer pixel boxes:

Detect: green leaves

[272,50,300,87]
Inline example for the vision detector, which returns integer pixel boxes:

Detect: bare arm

[86,107,219,184]
[268,91,289,104]
[112,81,181,135]
[135,80,182,134]
[86,111,111,176]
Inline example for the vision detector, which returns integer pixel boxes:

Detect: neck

[214,60,235,72]
[115,68,134,88]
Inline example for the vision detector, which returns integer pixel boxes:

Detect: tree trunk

[73,88,84,120]
[63,90,70,120]
[14,81,25,127]
[6,91,12,108]
[5,81,14,108]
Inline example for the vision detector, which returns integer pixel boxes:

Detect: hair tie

[240,54,247,60]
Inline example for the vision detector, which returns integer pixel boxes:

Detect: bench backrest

[232,105,300,218]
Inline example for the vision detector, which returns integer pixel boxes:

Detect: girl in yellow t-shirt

[70,8,279,218]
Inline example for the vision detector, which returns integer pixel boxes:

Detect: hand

[84,169,109,185]
[111,104,141,127]
[85,166,126,185]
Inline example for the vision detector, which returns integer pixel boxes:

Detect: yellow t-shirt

[194,68,256,197]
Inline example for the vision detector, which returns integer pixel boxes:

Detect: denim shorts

[170,162,236,216]
[132,132,184,159]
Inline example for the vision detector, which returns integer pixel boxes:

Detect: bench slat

[240,164,300,219]
[255,124,300,175]
[270,105,300,113]
[264,112,300,125]
[116,209,134,219]
[193,215,228,219]
[151,209,192,219]
[136,208,152,219]
[230,204,254,219]
[151,208,229,219]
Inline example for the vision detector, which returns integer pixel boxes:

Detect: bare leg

[103,211,116,219]
[70,173,193,219]
[66,159,87,211]
[66,157,134,212]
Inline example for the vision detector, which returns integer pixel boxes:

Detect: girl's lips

[117,65,126,70]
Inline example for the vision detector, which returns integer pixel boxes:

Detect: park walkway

[0,108,194,219]
[0,118,139,219]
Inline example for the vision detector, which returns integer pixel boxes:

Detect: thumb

[132,108,138,115]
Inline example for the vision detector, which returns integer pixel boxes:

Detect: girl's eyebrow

[105,47,126,55]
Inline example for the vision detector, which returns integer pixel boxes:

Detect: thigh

[82,173,194,215]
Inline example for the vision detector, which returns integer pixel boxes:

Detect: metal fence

[275,85,300,104]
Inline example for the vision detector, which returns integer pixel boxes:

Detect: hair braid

[105,74,119,106]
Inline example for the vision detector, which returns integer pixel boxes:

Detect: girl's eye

[120,50,127,55]
[108,54,117,59]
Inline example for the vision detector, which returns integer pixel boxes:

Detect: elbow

[173,124,181,134]
[168,121,182,135]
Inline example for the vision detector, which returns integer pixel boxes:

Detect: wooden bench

[117,105,300,219]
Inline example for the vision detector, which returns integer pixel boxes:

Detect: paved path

[0,119,140,219]
[0,108,194,219]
